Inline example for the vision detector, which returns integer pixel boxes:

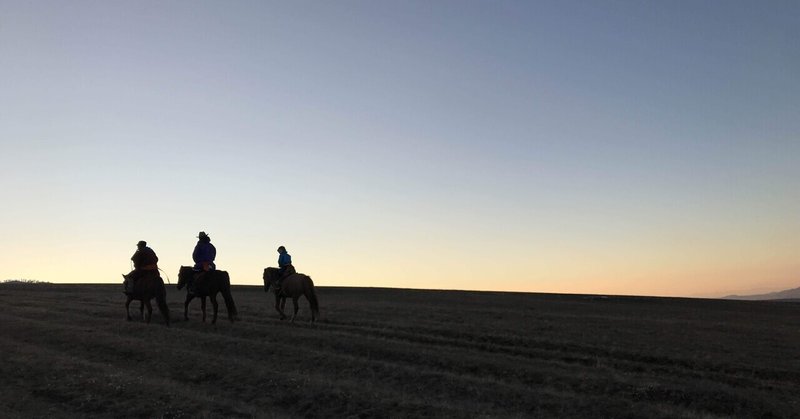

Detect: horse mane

[180,266,227,277]
[263,267,280,280]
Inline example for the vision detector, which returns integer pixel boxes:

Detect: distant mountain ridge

[724,286,800,300]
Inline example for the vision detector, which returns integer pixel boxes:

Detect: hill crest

[723,286,800,300]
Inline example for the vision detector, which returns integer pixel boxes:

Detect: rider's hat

[137,240,147,247]
[198,231,209,239]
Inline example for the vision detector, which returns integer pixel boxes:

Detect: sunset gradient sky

[1,1,798,297]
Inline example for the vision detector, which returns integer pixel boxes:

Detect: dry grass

[1,282,799,418]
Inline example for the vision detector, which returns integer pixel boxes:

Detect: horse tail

[306,277,320,320]
[220,272,239,322]
[156,278,170,326]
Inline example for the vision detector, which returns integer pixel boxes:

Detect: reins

[159,268,171,285]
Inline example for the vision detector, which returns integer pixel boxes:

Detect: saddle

[123,270,160,294]
[277,265,296,283]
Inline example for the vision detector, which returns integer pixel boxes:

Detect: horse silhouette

[176,266,239,324]
[122,273,170,326]
[263,267,320,322]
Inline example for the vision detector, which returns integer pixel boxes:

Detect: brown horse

[263,267,320,322]
[176,266,239,324]
[122,272,170,326]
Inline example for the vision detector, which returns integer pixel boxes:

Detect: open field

[1,282,799,418]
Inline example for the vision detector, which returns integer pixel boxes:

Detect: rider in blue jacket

[193,231,216,272]
[277,245,295,286]
[190,232,216,292]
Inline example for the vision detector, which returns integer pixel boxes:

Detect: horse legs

[144,299,153,323]
[183,294,194,321]
[125,296,133,321]
[201,297,207,323]
[274,294,286,320]
[221,288,239,322]
[291,297,299,322]
[210,295,219,324]
[305,292,317,323]
[156,294,170,327]
[139,301,145,320]
[305,283,320,323]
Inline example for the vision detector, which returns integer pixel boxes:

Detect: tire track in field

[0,334,275,418]
[1,312,553,418]
[293,317,800,392]
[1,308,719,419]
[162,314,800,418]
[8,291,798,394]
[5,293,797,414]
[3,288,796,417]
[246,313,799,415]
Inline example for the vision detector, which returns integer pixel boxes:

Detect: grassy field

[1,282,799,418]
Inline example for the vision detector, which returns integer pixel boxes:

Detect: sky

[1,1,798,297]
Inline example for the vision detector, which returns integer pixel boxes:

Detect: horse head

[263,267,280,292]
[176,266,193,290]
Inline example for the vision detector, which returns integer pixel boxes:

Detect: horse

[176,266,239,324]
[122,272,170,326]
[263,267,320,322]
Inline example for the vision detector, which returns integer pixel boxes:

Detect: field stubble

[0,283,799,418]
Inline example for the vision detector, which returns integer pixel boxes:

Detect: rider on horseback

[124,240,159,293]
[190,231,216,294]
[276,245,295,289]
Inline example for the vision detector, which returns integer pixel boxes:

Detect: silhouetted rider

[190,231,216,292]
[124,240,159,293]
[276,245,296,287]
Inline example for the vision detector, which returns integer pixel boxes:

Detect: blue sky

[1,1,798,296]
